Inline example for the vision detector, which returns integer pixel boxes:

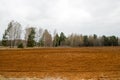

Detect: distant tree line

[1,21,120,48]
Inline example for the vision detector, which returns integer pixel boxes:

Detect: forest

[1,21,120,48]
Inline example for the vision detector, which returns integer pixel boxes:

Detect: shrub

[17,43,24,48]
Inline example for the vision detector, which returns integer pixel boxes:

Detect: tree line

[1,21,120,48]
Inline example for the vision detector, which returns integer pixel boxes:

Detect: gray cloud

[0,0,120,39]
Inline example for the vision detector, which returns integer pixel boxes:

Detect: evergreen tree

[83,35,89,46]
[53,34,60,47]
[2,30,8,46]
[27,28,36,47]
[102,35,108,46]
[59,32,66,46]
[109,36,118,46]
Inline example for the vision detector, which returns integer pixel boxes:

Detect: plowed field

[0,47,120,79]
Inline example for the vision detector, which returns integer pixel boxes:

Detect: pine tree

[2,30,8,46]
[59,32,66,46]
[27,28,36,47]
[53,34,60,47]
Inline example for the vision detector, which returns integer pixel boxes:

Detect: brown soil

[0,47,120,79]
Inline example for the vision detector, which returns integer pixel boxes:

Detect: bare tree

[13,22,22,47]
[118,38,120,46]
[42,29,52,47]
[6,21,22,48]
[7,21,14,47]
[35,27,43,46]
[67,34,83,47]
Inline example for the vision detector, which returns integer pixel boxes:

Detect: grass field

[0,47,120,80]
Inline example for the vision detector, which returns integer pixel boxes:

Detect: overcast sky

[0,0,120,39]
